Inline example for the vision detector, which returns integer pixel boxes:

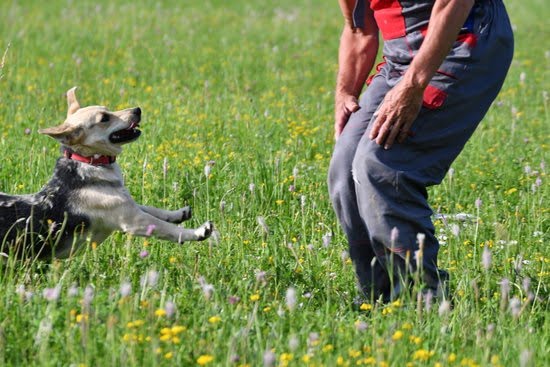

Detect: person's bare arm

[369,0,475,149]
[334,0,379,140]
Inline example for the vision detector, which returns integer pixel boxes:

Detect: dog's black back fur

[0,158,91,259]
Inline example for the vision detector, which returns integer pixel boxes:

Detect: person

[328,0,514,302]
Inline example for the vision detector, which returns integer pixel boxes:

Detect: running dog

[0,87,213,259]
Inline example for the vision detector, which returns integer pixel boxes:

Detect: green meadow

[0,0,547,366]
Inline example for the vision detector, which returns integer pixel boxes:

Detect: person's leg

[328,75,392,299]
[351,0,514,297]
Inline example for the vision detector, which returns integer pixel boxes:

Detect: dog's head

[39,87,142,156]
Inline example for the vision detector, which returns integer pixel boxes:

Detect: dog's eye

[99,113,110,123]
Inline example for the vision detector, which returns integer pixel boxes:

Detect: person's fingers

[369,106,385,140]
[383,120,402,149]
[374,116,393,146]
[345,98,360,114]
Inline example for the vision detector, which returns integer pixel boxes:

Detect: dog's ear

[66,86,80,117]
[39,124,83,145]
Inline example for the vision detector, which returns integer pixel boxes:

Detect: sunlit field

[0,0,547,366]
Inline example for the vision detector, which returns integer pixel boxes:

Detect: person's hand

[334,93,360,140]
[369,81,424,149]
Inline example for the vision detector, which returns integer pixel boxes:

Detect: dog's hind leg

[138,205,192,224]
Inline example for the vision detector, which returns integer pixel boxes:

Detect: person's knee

[351,145,396,197]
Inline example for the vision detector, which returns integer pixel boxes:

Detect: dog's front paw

[194,221,213,241]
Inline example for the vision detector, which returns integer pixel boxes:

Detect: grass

[0,0,548,366]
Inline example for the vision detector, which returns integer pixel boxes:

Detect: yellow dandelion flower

[160,327,172,335]
[363,356,376,365]
[208,315,221,324]
[402,322,413,330]
[172,336,181,344]
[412,349,434,361]
[197,355,214,365]
[171,325,186,334]
[275,199,284,205]
[301,354,311,363]
[280,353,293,362]
[169,256,177,264]
[164,352,173,359]
[337,356,345,366]
[263,306,271,312]
[359,303,373,311]
[250,293,260,302]
[322,344,334,352]
[392,330,404,341]
[76,314,88,323]
[155,308,167,317]
[160,334,171,342]
[448,353,457,363]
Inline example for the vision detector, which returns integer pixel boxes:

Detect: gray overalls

[328,0,514,301]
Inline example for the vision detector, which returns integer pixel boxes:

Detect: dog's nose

[133,107,141,116]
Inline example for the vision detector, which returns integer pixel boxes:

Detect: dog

[0,87,213,259]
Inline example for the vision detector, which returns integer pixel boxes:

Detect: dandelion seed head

[285,287,297,311]
[120,281,132,297]
[255,270,267,284]
[438,300,451,317]
[355,320,368,332]
[500,278,510,298]
[522,277,531,293]
[424,290,433,312]
[165,300,176,318]
[519,71,526,83]
[322,233,332,248]
[288,334,299,351]
[451,224,460,237]
[509,297,521,318]
[263,350,276,367]
[308,332,319,346]
[519,349,532,367]
[42,286,61,302]
[249,183,255,193]
[16,284,26,297]
[67,284,79,297]
[475,198,482,209]
[83,285,94,307]
[482,246,492,270]
[257,216,269,234]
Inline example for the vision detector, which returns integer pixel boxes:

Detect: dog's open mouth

[109,122,141,144]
